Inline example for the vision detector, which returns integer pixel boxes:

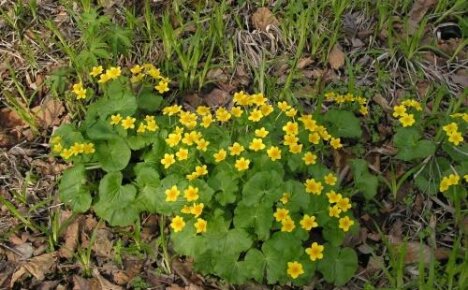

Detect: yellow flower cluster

[450,113,468,122]
[129,63,170,93]
[166,184,207,234]
[72,82,87,100]
[51,136,95,160]
[286,242,325,279]
[325,190,354,231]
[392,99,422,127]
[443,122,464,146]
[109,114,159,133]
[439,174,460,192]
[324,92,368,116]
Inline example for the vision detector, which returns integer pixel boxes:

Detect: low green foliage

[51,66,369,285]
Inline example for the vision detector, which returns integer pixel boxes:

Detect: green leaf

[242,249,266,282]
[94,172,139,226]
[141,174,187,215]
[282,180,309,213]
[208,171,238,205]
[134,165,161,213]
[234,203,273,240]
[242,171,283,206]
[349,159,379,199]
[171,220,206,258]
[85,119,117,141]
[137,87,163,112]
[95,137,131,172]
[322,224,346,246]
[191,179,215,204]
[317,246,358,286]
[323,109,362,138]
[262,232,303,284]
[53,124,84,146]
[58,164,91,212]
[393,128,435,161]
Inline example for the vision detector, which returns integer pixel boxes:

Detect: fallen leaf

[92,228,113,258]
[32,99,65,128]
[204,88,230,108]
[451,69,468,88]
[0,108,25,128]
[372,94,392,113]
[59,214,81,259]
[251,7,279,32]
[328,44,345,70]
[11,252,57,287]
[183,93,204,109]
[297,57,313,69]
[408,0,437,34]
[93,268,123,290]
[73,275,101,290]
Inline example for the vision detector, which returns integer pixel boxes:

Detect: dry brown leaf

[408,0,437,33]
[58,215,81,259]
[251,7,279,32]
[73,275,101,290]
[92,228,113,258]
[0,108,26,128]
[328,44,345,70]
[93,268,123,290]
[11,252,57,287]
[166,285,184,290]
[204,88,230,108]
[32,99,65,128]
[372,94,392,113]
[297,57,313,69]
[183,93,204,109]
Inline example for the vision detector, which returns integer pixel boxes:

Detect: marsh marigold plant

[51,66,371,286]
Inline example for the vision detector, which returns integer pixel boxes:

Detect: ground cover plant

[0,0,467,289]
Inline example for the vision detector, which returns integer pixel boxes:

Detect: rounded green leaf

[317,246,358,286]
[95,137,131,172]
[58,164,91,212]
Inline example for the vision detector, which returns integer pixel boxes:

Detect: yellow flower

[326,190,342,203]
[121,116,136,129]
[267,146,282,161]
[194,165,208,176]
[186,172,198,181]
[170,216,185,232]
[98,73,110,83]
[179,111,198,129]
[182,131,201,146]
[303,152,317,165]
[318,126,331,141]
[165,133,182,147]
[165,185,180,202]
[146,120,158,132]
[52,143,63,153]
[287,261,304,279]
[50,135,61,144]
[402,99,422,111]
[392,105,407,118]
[248,109,263,122]
[213,149,227,162]
[324,173,337,185]
[162,105,182,116]
[304,178,323,195]
[229,142,245,156]
[277,101,291,112]
[440,173,460,192]
[324,92,336,101]
[308,132,321,144]
[273,208,289,222]
[195,139,210,152]
[280,193,290,204]
[251,93,266,106]
[147,67,161,79]
[443,122,458,134]
[447,131,463,146]
[337,197,352,212]
[161,153,176,169]
[130,65,143,74]
[285,108,297,117]
[201,114,213,128]
[82,143,95,154]
[110,114,122,125]
[282,121,299,135]
[399,113,415,127]
[184,186,200,201]
[329,205,342,218]
[359,106,369,116]
[89,66,103,77]
[176,148,189,161]
[106,66,121,79]
[249,138,265,151]
[137,123,146,134]
[155,80,169,93]
[447,174,460,185]
[281,217,295,232]
[330,137,343,149]
[235,157,250,171]
[283,134,299,146]
[191,203,204,217]
[300,214,318,231]
[339,216,354,232]
[260,104,274,116]
[305,242,324,261]
[231,106,243,118]
[181,205,192,214]
[255,127,269,138]
[289,143,303,154]
[301,116,318,132]
[196,106,210,116]
[130,74,144,83]
[60,148,74,160]
[70,143,84,155]
[233,91,250,106]
[215,107,231,123]
[194,218,207,233]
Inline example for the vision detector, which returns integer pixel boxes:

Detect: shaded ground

[1,0,467,289]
